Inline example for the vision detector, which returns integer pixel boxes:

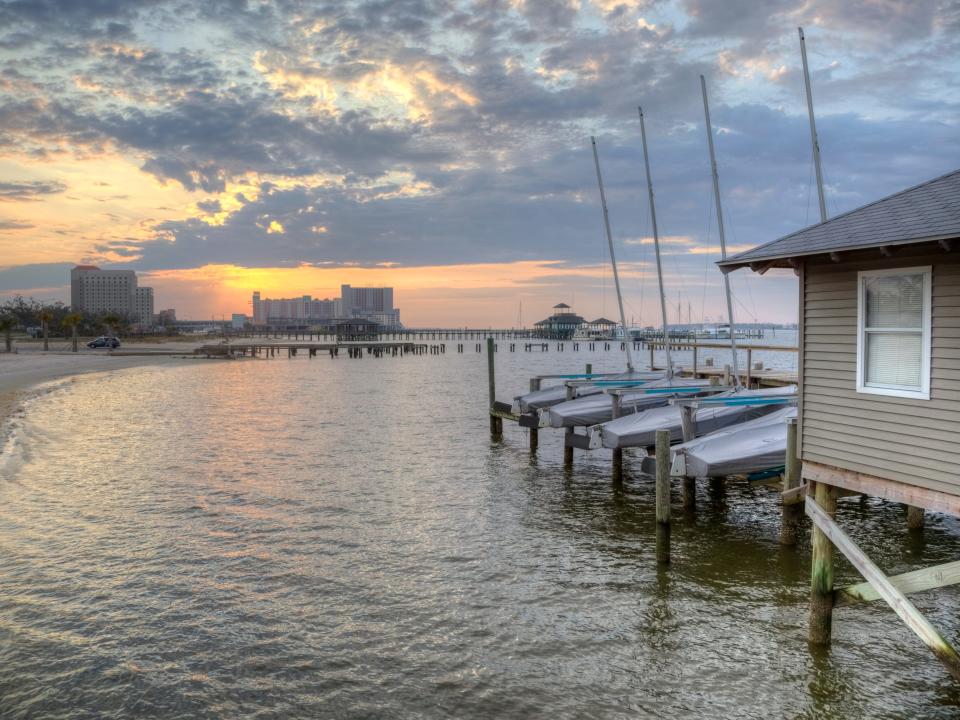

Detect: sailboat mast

[799,27,828,223]
[637,108,673,379]
[590,136,635,372]
[700,74,740,387]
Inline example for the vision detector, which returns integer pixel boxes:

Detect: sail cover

[513,371,660,413]
[546,377,705,428]
[672,405,797,477]
[599,386,797,450]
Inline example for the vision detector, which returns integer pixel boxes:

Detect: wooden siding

[801,243,960,495]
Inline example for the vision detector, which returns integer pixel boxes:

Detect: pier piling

[655,429,671,564]
[780,417,802,545]
[809,481,837,645]
[907,505,925,530]
[611,393,623,483]
[487,338,502,438]
[679,405,696,511]
[529,378,540,452]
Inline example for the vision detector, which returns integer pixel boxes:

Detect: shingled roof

[719,168,960,273]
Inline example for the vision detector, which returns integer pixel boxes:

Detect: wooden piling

[780,417,802,546]
[611,393,623,483]
[529,377,541,452]
[655,429,671,564]
[679,405,696,510]
[487,338,502,438]
[907,505,925,530]
[809,481,837,645]
[806,495,960,680]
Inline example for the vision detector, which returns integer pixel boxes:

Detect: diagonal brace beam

[806,495,960,681]
[835,559,960,608]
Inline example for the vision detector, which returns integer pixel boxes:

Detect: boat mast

[799,27,828,223]
[590,136,635,372]
[637,108,673,379]
[700,74,740,387]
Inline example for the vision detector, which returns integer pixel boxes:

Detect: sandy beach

[0,342,204,427]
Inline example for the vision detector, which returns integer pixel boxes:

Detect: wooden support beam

[907,505,925,530]
[612,393,623,483]
[487,338,502,438]
[781,417,803,544]
[809,482,837,645]
[805,495,960,680]
[835,559,960,608]
[655,429,671,565]
[802,461,960,517]
[679,405,696,510]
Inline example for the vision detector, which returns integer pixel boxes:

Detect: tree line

[0,295,137,352]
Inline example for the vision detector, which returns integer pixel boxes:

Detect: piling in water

[655,429,671,564]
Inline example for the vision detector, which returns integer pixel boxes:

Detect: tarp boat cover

[545,377,708,429]
[594,385,797,450]
[670,405,797,478]
[512,371,661,413]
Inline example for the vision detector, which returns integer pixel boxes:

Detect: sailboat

[669,405,797,478]
[511,136,665,417]
[658,32,826,478]
[587,100,801,452]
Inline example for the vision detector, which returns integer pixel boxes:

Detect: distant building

[575,317,618,340]
[135,287,154,327]
[157,308,176,326]
[341,285,401,329]
[251,291,340,325]
[231,313,248,329]
[250,285,402,330]
[70,265,137,317]
[70,264,158,327]
[534,303,586,339]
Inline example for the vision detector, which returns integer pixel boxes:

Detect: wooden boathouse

[720,168,960,679]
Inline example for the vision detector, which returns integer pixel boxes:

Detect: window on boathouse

[856,266,931,400]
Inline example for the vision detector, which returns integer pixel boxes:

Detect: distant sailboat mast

[637,108,674,379]
[799,27,828,223]
[590,136,636,373]
[700,74,740,387]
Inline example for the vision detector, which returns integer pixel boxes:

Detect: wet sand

[0,344,201,426]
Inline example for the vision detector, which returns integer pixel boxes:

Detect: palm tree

[0,314,15,353]
[38,308,53,351]
[62,312,83,352]
[101,312,123,338]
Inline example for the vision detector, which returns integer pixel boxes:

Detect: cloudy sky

[0,0,957,326]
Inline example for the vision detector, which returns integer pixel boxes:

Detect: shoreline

[0,346,201,430]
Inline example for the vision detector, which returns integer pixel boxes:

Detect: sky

[0,0,957,327]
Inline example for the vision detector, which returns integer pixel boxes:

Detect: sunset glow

[0,1,956,325]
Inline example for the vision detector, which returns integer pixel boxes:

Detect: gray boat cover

[546,377,706,428]
[671,406,797,477]
[599,385,797,450]
[514,371,660,413]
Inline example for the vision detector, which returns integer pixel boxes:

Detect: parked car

[87,336,120,349]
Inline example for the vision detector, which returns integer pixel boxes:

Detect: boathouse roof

[718,168,960,273]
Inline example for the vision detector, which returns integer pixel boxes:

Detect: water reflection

[0,349,957,718]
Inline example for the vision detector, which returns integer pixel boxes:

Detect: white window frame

[856,266,932,400]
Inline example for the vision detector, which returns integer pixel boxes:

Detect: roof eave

[718,232,960,274]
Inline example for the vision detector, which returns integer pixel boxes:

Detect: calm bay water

[1,344,959,718]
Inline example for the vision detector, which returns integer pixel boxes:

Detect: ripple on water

[0,353,959,718]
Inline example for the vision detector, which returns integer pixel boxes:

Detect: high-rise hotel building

[70,265,155,326]
[250,285,401,329]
